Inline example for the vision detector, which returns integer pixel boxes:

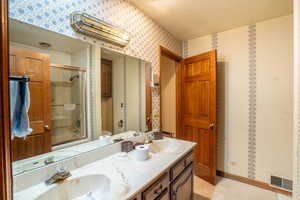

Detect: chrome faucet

[45,165,71,185]
[144,132,154,144]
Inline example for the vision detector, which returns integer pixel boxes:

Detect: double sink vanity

[14,136,196,200]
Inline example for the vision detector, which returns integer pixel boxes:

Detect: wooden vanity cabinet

[142,172,170,200]
[170,164,193,200]
[135,150,193,200]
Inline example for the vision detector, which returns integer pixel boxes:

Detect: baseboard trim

[216,170,292,196]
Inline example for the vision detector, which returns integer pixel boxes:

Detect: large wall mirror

[101,49,152,136]
[9,19,152,176]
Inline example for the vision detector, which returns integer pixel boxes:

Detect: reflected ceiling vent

[70,12,130,47]
[38,42,51,48]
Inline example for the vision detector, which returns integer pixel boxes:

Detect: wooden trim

[52,136,88,147]
[217,170,292,196]
[159,46,182,62]
[0,0,13,199]
[50,63,87,72]
[161,131,174,138]
[145,62,153,131]
[159,46,182,137]
[175,61,183,138]
[101,58,112,65]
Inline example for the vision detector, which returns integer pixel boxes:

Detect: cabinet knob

[154,184,163,195]
[44,125,51,131]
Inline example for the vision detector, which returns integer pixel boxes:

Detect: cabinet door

[171,164,193,200]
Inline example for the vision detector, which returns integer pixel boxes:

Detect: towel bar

[9,76,30,82]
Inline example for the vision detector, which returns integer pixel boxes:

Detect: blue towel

[10,80,32,139]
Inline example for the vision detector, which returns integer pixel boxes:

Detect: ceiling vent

[70,12,130,47]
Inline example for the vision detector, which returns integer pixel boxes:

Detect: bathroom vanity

[13,137,196,200]
[130,150,194,200]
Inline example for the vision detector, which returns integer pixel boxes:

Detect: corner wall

[186,15,293,184]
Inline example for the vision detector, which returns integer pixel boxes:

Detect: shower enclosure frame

[50,63,89,149]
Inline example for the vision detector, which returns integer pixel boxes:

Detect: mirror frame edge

[0,0,13,199]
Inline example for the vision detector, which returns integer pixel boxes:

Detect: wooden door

[101,59,112,97]
[181,50,216,184]
[9,48,52,161]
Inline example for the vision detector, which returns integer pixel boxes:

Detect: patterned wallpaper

[9,0,182,130]
[186,15,293,184]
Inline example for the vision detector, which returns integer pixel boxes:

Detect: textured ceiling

[130,0,293,40]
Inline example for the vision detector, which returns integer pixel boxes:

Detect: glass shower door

[50,65,87,146]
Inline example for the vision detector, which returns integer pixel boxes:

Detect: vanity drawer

[142,172,169,200]
[170,158,185,181]
[185,152,194,167]
[170,151,193,181]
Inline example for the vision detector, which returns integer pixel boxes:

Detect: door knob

[209,123,215,129]
[146,116,151,123]
[44,125,51,131]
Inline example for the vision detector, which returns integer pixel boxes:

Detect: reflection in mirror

[9,19,90,175]
[101,49,152,137]
[50,65,87,146]
[9,19,152,176]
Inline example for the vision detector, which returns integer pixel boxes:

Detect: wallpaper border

[248,24,257,180]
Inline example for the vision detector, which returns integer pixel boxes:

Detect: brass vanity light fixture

[70,12,130,47]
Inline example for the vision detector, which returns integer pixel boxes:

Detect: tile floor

[193,176,292,200]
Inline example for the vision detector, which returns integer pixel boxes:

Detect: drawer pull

[154,184,163,195]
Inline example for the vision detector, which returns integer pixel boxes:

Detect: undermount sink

[149,139,184,155]
[36,174,111,200]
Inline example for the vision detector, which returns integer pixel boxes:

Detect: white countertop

[14,137,196,200]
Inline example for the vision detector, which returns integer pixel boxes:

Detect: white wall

[112,55,126,134]
[294,0,300,199]
[125,56,140,131]
[256,15,293,183]
[187,15,293,184]
[71,48,90,68]
[160,55,176,134]
[10,42,72,65]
